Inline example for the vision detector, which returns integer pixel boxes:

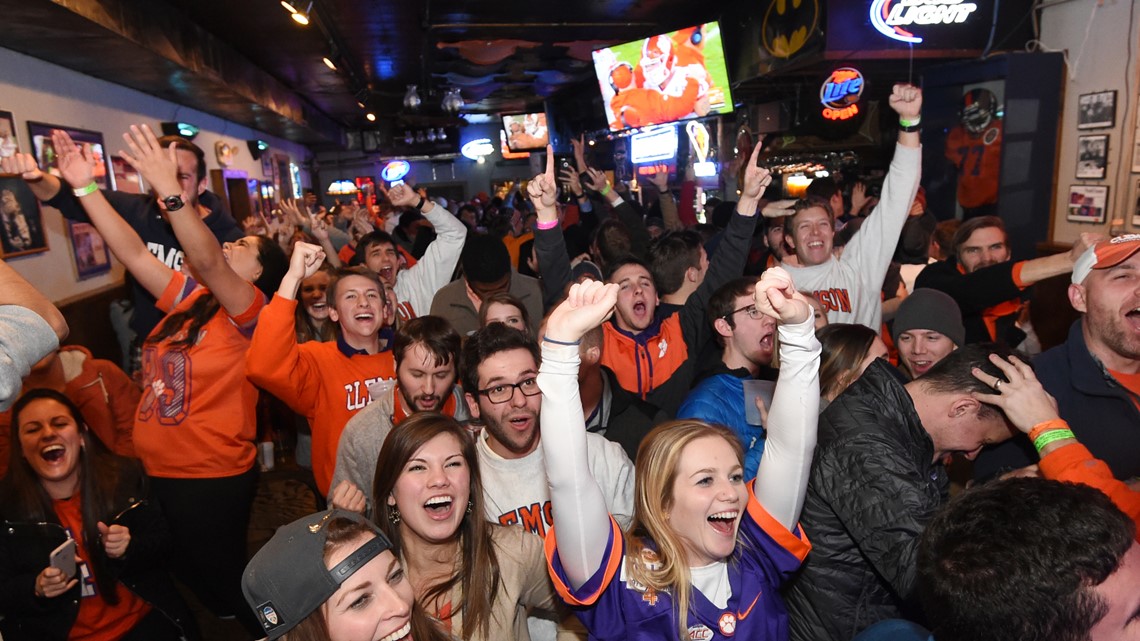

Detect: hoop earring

[388,506,401,525]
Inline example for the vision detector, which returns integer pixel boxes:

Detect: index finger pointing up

[545,144,554,178]
[749,134,763,167]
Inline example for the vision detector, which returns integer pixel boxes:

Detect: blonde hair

[626,420,745,641]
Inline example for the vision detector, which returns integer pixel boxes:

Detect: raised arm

[52,130,172,299]
[530,147,573,307]
[538,280,621,589]
[0,259,67,341]
[751,267,820,529]
[120,124,256,317]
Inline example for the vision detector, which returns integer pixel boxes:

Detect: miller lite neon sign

[820,68,864,121]
[869,0,979,44]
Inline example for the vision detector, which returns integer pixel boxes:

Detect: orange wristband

[1028,418,1068,442]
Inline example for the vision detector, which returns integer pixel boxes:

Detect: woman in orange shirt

[51,125,287,637]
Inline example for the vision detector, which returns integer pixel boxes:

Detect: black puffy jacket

[784,360,948,641]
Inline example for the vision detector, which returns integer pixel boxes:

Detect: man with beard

[247,243,396,497]
[677,276,780,479]
[354,183,467,323]
[329,315,470,513]
[460,323,634,535]
[974,235,1140,482]
[915,216,1100,350]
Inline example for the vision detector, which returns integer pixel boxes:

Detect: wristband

[412,195,425,211]
[535,218,559,230]
[542,335,581,346]
[1027,418,1068,443]
[599,184,612,197]
[899,116,921,132]
[72,182,99,197]
[1033,428,1076,453]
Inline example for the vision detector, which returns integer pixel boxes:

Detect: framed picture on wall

[261,152,274,178]
[1068,184,1109,224]
[111,157,145,194]
[1076,134,1109,179]
[1077,91,1116,129]
[26,122,116,190]
[67,221,112,279]
[0,176,48,258]
[1130,178,1140,227]
[0,110,19,158]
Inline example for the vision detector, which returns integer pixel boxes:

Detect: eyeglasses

[723,304,765,320]
[476,377,541,404]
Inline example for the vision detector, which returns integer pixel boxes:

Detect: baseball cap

[242,509,393,639]
[1072,234,1140,284]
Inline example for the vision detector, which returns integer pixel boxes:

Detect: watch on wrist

[162,194,186,212]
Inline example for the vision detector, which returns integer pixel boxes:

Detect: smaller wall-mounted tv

[501,112,550,152]
[592,22,734,132]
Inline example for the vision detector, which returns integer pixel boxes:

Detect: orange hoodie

[1040,442,1140,539]
[246,295,395,494]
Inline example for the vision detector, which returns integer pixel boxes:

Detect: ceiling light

[441,87,464,113]
[291,1,312,25]
[247,140,269,160]
[280,0,297,13]
[160,122,199,140]
[356,100,366,109]
[322,56,337,71]
[365,113,376,122]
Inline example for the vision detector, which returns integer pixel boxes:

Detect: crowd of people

[0,83,1137,641]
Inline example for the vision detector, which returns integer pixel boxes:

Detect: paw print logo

[150,379,166,396]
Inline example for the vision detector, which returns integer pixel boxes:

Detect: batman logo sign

[762,0,821,59]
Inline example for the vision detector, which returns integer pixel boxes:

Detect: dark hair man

[649,229,707,315]
[918,478,1139,641]
[354,183,467,323]
[915,215,1100,350]
[429,233,543,337]
[975,234,1140,482]
[1,134,242,343]
[785,344,1021,641]
[329,315,469,514]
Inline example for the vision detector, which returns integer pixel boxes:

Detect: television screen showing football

[592,22,734,132]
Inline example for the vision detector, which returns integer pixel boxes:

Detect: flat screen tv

[501,112,550,152]
[592,22,734,132]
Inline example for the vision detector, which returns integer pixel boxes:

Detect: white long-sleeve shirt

[393,202,467,320]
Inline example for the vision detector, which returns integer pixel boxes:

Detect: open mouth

[353,312,375,322]
[309,302,328,312]
[707,510,739,535]
[424,495,454,517]
[633,301,647,315]
[41,444,65,462]
[379,266,394,281]
[380,621,411,641]
[416,396,439,409]
[508,415,532,431]
[759,333,774,350]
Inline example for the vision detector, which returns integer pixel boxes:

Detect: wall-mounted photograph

[1076,134,1108,179]
[1077,91,1116,129]
[1068,183,1109,224]
[0,176,48,258]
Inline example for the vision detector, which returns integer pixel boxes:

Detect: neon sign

[461,138,494,161]
[869,0,979,44]
[820,68,864,121]
[630,126,679,164]
[380,160,411,182]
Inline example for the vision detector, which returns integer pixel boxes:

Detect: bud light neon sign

[869,0,979,44]
[820,68,864,121]
[380,160,411,182]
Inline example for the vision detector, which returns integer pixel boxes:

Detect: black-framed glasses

[476,377,541,404]
[724,304,765,320]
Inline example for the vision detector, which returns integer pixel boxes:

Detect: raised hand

[119,124,183,199]
[387,183,419,208]
[754,266,811,325]
[971,354,1060,432]
[740,139,772,201]
[279,199,306,225]
[35,566,77,599]
[560,166,583,198]
[583,167,611,195]
[309,212,331,243]
[288,241,326,281]
[649,165,669,192]
[329,480,367,514]
[1069,232,1106,263]
[527,145,559,214]
[51,130,97,189]
[0,151,44,182]
[570,134,586,169]
[352,209,375,235]
[544,279,619,344]
[850,181,869,216]
[97,521,131,559]
[888,84,922,121]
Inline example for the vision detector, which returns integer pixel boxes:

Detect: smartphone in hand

[49,538,77,579]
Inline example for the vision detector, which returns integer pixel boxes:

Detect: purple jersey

[545,484,810,641]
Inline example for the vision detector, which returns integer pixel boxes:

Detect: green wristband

[600,184,612,197]
[1033,429,1075,453]
[72,182,99,197]
[899,117,921,127]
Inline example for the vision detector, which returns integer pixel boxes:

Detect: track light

[291,1,312,25]
[160,122,199,140]
[403,85,421,110]
[322,56,337,71]
[247,139,269,160]
[280,0,297,13]
[365,113,376,122]
[441,87,464,113]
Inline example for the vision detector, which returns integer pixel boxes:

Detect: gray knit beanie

[891,288,966,346]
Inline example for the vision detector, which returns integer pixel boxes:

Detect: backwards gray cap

[242,509,392,639]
